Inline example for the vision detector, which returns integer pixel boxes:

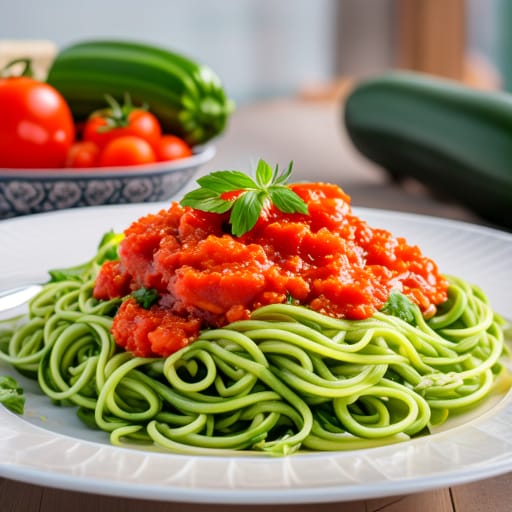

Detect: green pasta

[0,236,510,456]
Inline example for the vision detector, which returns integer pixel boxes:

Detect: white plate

[1,204,511,505]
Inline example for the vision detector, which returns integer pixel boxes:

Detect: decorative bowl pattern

[0,145,215,219]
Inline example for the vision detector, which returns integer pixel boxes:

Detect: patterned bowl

[0,145,215,219]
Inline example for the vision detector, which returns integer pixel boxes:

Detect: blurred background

[0,0,508,223]
[0,0,507,102]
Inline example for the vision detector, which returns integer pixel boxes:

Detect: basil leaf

[197,170,257,192]
[230,191,266,236]
[0,376,25,414]
[49,263,89,282]
[273,161,294,185]
[132,287,160,309]
[97,230,123,263]
[255,159,274,187]
[97,230,120,250]
[269,186,309,214]
[380,291,418,325]
[181,188,233,213]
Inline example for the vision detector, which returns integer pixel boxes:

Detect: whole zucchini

[46,39,234,145]
[344,71,512,228]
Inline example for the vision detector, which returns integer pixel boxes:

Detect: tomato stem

[1,58,34,78]
[94,93,149,132]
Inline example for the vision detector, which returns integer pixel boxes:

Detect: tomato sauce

[93,183,448,357]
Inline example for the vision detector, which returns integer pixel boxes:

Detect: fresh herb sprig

[180,159,308,236]
[0,375,25,414]
[380,291,419,326]
[132,287,160,309]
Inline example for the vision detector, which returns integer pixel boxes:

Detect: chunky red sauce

[94,183,448,357]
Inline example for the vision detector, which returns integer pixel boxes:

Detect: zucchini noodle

[0,236,510,456]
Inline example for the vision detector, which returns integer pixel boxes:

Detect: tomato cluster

[0,66,192,169]
[67,98,193,168]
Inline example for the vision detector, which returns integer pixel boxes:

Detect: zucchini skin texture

[46,40,234,146]
[344,71,512,228]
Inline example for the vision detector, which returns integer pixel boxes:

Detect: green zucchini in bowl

[46,39,234,146]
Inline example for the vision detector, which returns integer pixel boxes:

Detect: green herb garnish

[0,375,25,414]
[380,291,418,325]
[132,287,160,309]
[48,264,90,283]
[180,159,308,236]
[96,230,124,263]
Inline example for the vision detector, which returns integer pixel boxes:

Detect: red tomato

[155,135,193,161]
[83,106,162,150]
[0,76,75,168]
[98,135,156,167]
[65,141,100,168]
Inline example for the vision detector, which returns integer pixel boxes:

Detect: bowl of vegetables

[0,40,233,219]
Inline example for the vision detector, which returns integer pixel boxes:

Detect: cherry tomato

[65,141,100,168]
[0,76,75,168]
[98,135,156,167]
[155,135,193,161]
[83,96,162,150]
